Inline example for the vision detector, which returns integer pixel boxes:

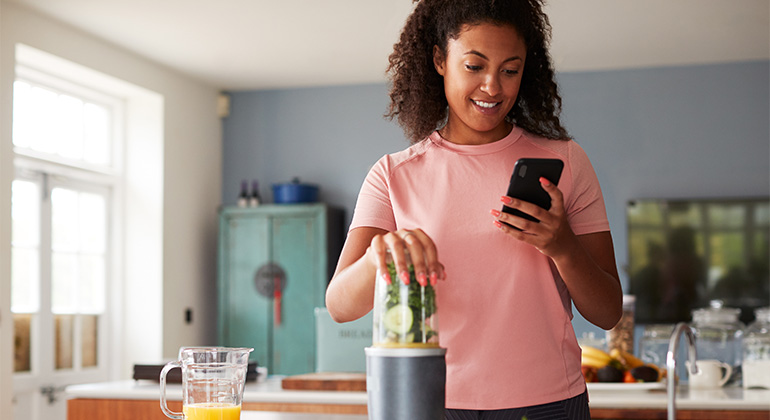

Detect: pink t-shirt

[350,127,610,409]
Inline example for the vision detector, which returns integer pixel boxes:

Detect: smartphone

[501,158,564,228]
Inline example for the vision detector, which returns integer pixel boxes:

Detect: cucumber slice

[383,304,413,335]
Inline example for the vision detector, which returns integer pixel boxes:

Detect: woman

[326,1,622,418]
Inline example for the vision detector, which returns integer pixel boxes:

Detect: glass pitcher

[160,347,253,420]
[372,251,439,348]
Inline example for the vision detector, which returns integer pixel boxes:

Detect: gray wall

[222,60,770,336]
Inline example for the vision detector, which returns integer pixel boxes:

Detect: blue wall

[222,61,770,336]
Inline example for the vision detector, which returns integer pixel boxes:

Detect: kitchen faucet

[666,322,699,420]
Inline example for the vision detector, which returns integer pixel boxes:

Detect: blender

[365,252,446,420]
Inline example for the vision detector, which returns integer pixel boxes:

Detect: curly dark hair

[386,0,570,143]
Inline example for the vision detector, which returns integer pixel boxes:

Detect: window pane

[79,255,105,313]
[56,94,85,160]
[80,192,106,254]
[51,188,108,314]
[11,248,40,313]
[55,314,74,370]
[628,200,664,226]
[13,314,33,373]
[755,202,769,226]
[11,180,40,247]
[13,79,114,169]
[31,85,59,154]
[12,80,33,148]
[81,315,98,368]
[11,180,41,313]
[83,103,111,166]
[52,252,78,313]
[51,188,79,252]
[709,204,745,229]
[669,202,702,228]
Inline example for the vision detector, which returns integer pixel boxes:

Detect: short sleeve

[565,142,610,235]
[349,156,398,232]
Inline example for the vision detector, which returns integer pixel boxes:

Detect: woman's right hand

[366,228,445,287]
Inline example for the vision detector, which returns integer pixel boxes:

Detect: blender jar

[742,307,770,389]
[691,300,744,386]
[367,250,446,419]
[372,251,439,348]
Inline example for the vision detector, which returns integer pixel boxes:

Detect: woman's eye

[464,64,482,71]
[503,69,520,76]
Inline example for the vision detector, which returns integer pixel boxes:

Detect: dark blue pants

[445,390,590,420]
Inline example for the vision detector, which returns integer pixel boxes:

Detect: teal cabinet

[217,204,343,375]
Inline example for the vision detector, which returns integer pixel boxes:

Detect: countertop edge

[65,379,770,411]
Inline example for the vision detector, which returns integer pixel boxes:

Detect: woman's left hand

[491,177,579,258]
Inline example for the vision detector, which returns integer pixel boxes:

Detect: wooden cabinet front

[217,204,343,376]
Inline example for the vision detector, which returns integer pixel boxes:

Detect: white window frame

[11,40,165,391]
[11,55,126,401]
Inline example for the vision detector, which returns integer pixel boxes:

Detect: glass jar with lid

[639,324,675,369]
[742,307,770,389]
[607,295,635,354]
[690,300,744,385]
[372,251,439,348]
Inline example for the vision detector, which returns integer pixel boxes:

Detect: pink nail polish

[430,272,438,286]
[490,209,501,217]
[493,220,503,228]
[400,271,410,285]
[501,196,513,204]
[418,273,427,287]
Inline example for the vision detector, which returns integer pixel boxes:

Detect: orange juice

[182,403,241,420]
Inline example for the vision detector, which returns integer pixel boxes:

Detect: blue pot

[272,180,319,204]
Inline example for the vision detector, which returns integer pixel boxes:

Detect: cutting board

[281,372,367,391]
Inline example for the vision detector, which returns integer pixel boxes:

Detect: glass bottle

[372,251,439,348]
[607,295,635,354]
[742,307,770,389]
[249,180,261,207]
[690,300,744,386]
[237,180,249,208]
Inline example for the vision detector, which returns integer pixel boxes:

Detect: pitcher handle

[160,360,184,419]
[719,362,733,387]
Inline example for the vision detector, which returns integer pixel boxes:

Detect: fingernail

[384,271,392,285]
[418,272,427,286]
[539,177,551,186]
[430,272,438,286]
[493,220,503,229]
[400,271,410,285]
[490,209,501,217]
[500,196,513,204]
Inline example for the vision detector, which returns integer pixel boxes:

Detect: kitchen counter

[66,377,770,420]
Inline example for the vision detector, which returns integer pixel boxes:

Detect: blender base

[365,347,446,420]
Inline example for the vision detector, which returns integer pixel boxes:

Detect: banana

[609,348,645,369]
[581,354,610,369]
[581,346,612,362]
[581,346,612,368]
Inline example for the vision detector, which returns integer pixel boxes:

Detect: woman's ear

[433,45,446,76]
